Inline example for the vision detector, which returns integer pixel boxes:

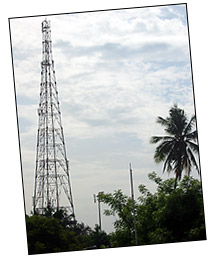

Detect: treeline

[26,173,206,254]
[26,211,109,254]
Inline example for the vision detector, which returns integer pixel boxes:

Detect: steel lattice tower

[33,19,75,217]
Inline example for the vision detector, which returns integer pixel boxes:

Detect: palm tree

[150,104,200,188]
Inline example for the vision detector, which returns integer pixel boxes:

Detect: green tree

[98,190,137,247]
[26,210,95,254]
[89,224,110,249]
[99,173,206,247]
[26,215,80,254]
[150,104,200,188]
[138,172,206,244]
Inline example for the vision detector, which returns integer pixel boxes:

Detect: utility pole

[94,192,103,230]
[129,163,138,245]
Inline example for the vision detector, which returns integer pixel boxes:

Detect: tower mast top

[42,19,50,32]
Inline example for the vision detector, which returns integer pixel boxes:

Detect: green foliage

[98,189,135,247]
[25,209,109,254]
[138,174,206,244]
[89,225,110,249]
[150,104,200,185]
[26,215,86,254]
[26,173,206,253]
[99,173,206,247]
[26,215,72,254]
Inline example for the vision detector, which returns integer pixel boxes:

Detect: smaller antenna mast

[129,163,138,245]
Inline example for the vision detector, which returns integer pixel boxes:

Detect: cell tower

[33,19,75,218]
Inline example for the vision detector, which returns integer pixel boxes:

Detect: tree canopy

[26,173,206,253]
[99,172,206,247]
[26,210,109,254]
[150,104,200,187]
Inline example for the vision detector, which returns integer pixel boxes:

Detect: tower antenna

[33,19,75,219]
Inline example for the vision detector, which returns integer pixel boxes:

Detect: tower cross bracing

[33,19,75,217]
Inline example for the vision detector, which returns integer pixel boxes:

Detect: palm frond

[184,115,196,135]
[150,135,174,144]
[166,105,188,136]
[186,130,198,141]
[156,116,168,126]
[154,140,174,163]
[187,147,200,174]
[187,140,199,153]
[162,146,175,173]
[181,150,192,176]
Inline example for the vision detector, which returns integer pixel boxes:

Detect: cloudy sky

[9,4,199,233]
